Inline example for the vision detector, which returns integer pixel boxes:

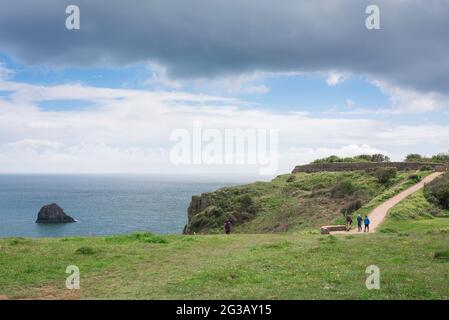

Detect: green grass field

[1,191,448,299]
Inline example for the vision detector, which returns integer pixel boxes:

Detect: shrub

[420,165,433,171]
[313,155,344,164]
[431,153,449,163]
[405,154,423,162]
[239,194,253,209]
[330,179,357,198]
[7,238,28,246]
[232,211,253,222]
[434,250,449,260]
[340,199,363,215]
[209,206,225,218]
[407,174,422,183]
[424,173,449,209]
[189,214,217,232]
[76,246,95,255]
[129,232,168,244]
[380,228,398,234]
[405,153,449,164]
[374,167,397,184]
[286,175,296,183]
[107,232,168,244]
[429,207,442,217]
[370,154,391,163]
[238,194,257,215]
[312,154,390,164]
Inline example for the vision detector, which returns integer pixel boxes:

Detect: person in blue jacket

[364,215,370,232]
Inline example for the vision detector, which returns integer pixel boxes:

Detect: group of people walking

[346,213,370,232]
[224,213,370,235]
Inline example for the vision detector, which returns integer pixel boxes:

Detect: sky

[0,0,449,176]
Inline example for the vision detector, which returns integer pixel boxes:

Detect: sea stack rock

[36,203,76,223]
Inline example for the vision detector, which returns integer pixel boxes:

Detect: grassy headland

[184,169,432,234]
[1,170,448,300]
[1,216,448,299]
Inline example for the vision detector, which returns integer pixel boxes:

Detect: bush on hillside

[429,207,442,217]
[369,154,391,163]
[330,179,357,198]
[188,212,217,233]
[407,174,422,183]
[209,206,225,217]
[405,154,422,161]
[374,167,397,184]
[431,153,449,163]
[433,250,449,260]
[312,154,390,164]
[107,232,168,244]
[405,152,449,164]
[424,173,449,210]
[76,246,95,255]
[238,194,257,215]
[239,194,253,209]
[340,199,363,215]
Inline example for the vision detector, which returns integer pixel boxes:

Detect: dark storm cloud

[1,0,449,94]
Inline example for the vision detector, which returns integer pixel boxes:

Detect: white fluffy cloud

[324,80,449,115]
[172,71,271,95]
[284,144,388,166]
[326,72,349,86]
[145,63,183,89]
[0,63,14,80]
[373,80,449,114]
[1,79,449,175]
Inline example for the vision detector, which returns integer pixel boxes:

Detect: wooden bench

[320,225,347,234]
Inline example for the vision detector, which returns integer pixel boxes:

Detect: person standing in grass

[224,219,233,235]
[357,213,363,232]
[345,213,353,232]
[364,215,370,232]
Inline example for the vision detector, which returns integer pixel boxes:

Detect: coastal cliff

[183,168,433,234]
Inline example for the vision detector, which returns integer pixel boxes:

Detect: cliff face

[183,195,211,234]
[187,195,209,220]
[183,185,259,234]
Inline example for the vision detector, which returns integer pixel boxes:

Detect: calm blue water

[0,175,250,238]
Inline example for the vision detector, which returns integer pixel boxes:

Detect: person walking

[345,213,353,232]
[364,215,370,233]
[357,213,363,232]
[224,219,233,235]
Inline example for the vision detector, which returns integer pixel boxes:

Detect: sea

[0,174,257,238]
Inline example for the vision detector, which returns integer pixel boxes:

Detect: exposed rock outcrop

[183,195,211,234]
[183,188,259,235]
[188,195,210,220]
[36,203,76,223]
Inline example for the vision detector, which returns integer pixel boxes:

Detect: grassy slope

[380,189,449,233]
[187,170,429,234]
[1,174,448,300]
